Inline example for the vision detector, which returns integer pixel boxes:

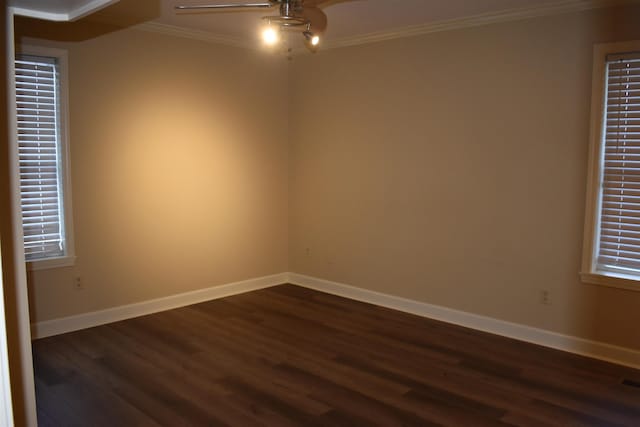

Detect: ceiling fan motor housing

[279,0,304,16]
[262,0,310,29]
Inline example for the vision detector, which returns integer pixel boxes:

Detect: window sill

[27,256,76,271]
[580,272,640,292]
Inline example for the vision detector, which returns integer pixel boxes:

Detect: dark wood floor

[33,285,640,426]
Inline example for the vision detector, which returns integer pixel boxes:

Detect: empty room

[2,0,640,425]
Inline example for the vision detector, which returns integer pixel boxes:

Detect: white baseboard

[32,271,640,370]
[31,273,288,339]
[288,273,640,370]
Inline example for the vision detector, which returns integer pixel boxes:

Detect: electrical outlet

[74,276,83,290]
[540,289,551,305]
[305,247,311,256]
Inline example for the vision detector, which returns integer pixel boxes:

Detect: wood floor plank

[33,284,640,426]
[273,362,439,427]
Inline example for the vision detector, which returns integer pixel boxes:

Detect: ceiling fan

[175,0,335,51]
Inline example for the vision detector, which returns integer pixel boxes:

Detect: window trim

[581,40,640,292]
[16,45,75,271]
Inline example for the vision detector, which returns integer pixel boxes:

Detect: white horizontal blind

[15,54,66,260]
[597,52,640,274]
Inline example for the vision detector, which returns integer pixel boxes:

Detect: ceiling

[158,0,565,42]
[10,0,625,49]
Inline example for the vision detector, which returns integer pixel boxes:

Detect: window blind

[15,54,66,260]
[597,52,640,273]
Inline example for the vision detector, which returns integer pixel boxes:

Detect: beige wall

[14,4,640,352]
[289,5,640,351]
[16,27,289,321]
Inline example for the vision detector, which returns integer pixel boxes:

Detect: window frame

[16,45,75,271]
[581,40,640,292]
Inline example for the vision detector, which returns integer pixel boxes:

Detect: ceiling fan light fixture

[311,35,320,46]
[302,30,320,52]
[176,1,330,52]
[262,25,279,45]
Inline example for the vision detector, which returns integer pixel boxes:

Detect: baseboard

[32,271,640,370]
[288,273,640,370]
[31,273,288,339]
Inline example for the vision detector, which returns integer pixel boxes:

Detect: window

[582,40,640,291]
[15,47,74,269]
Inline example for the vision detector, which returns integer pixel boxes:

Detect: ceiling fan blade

[302,6,327,33]
[175,3,275,12]
[302,0,352,7]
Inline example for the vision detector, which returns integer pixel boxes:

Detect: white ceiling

[158,0,566,42]
[10,0,626,48]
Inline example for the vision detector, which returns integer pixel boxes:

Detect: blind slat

[597,52,640,272]
[15,53,66,261]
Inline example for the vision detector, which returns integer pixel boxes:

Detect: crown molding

[135,0,632,53]
[133,22,256,51]
[10,0,118,22]
[320,0,631,51]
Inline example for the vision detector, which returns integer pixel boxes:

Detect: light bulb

[262,27,279,45]
[303,30,320,49]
